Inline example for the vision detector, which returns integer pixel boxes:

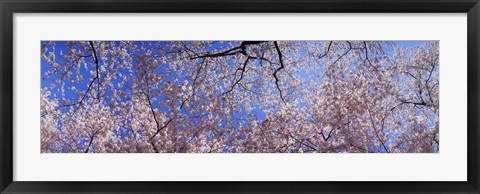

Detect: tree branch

[89,41,100,100]
[223,56,253,95]
[272,130,317,151]
[84,126,104,153]
[273,41,286,104]
[332,41,352,65]
[318,41,333,59]
[58,42,101,110]
[190,41,265,59]
[390,100,427,111]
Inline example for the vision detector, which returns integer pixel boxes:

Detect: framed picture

[1,0,479,193]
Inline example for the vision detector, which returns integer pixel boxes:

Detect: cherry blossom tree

[41,40,439,153]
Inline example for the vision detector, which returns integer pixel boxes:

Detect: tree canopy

[41,41,439,153]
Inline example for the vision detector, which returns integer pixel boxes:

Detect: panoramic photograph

[41,41,439,153]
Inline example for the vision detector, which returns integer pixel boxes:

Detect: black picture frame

[1,0,479,193]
